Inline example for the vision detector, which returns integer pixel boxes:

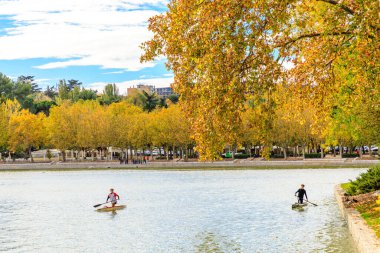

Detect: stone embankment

[335,185,380,253]
[0,159,378,170]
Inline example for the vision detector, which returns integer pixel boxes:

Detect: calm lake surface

[0,168,364,253]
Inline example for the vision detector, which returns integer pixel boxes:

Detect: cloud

[0,0,167,70]
[88,76,174,95]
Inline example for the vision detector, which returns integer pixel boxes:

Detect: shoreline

[0,159,378,172]
[335,185,380,253]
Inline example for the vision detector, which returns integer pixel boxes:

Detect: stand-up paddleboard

[96,205,126,212]
[292,202,308,210]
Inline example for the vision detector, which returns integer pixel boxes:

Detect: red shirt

[107,192,119,202]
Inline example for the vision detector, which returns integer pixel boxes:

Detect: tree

[107,102,143,161]
[67,79,82,91]
[8,110,46,162]
[17,75,40,92]
[44,85,58,99]
[138,90,159,112]
[30,100,56,116]
[0,73,14,102]
[167,94,179,104]
[158,97,168,109]
[79,88,97,101]
[100,84,121,105]
[0,100,21,153]
[57,80,70,100]
[141,0,379,160]
[46,102,77,161]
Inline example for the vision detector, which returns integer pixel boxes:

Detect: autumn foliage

[141,0,379,160]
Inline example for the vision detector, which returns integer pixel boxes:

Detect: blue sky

[0,0,172,94]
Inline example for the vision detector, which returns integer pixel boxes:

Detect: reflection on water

[0,169,362,252]
[316,199,357,253]
[195,232,242,253]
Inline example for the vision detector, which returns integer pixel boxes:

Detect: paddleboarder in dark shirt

[295,184,308,204]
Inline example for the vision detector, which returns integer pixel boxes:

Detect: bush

[347,164,380,195]
[234,154,249,159]
[304,153,324,159]
[342,153,360,158]
[270,154,284,159]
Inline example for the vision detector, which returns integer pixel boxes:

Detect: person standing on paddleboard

[106,188,120,207]
[295,184,308,204]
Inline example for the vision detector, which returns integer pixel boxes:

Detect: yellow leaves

[8,109,46,152]
[0,100,21,148]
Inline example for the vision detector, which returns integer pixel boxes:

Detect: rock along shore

[335,185,380,253]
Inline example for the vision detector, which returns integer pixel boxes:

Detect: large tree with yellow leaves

[141,0,379,160]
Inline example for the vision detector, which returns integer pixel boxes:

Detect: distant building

[156,87,174,98]
[127,84,155,96]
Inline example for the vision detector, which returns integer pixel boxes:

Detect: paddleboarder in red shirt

[106,188,120,207]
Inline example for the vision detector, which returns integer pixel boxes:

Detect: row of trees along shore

[0,70,378,162]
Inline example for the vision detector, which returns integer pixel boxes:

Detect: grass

[341,182,352,192]
[341,182,380,238]
[356,200,380,238]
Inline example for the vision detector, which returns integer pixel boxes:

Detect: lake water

[0,168,364,252]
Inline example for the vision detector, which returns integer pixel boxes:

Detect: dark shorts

[298,198,304,204]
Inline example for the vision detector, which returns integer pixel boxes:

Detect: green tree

[79,88,97,101]
[100,83,120,105]
[57,80,70,100]
[0,73,15,102]
[138,91,159,112]
[67,79,82,91]
[17,75,40,92]
[44,85,58,99]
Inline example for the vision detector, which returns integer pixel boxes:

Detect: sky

[0,0,173,95]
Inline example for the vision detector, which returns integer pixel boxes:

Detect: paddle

[305,200,318,206]
[93,202,110,208]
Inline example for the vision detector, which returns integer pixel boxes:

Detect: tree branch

[316,0,355,15]
[278,31,352,48]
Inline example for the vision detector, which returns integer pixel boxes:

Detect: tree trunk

[283,147,287,159]
[185,147,189,162]
[231,145,236,159]
[321,145,324,159]
[61,149,66,162]
[302,145,305,159]
[339,145,343,158]
[29,147,34,163]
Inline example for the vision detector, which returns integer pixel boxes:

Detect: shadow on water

[195,232,242,253]
[110,210,118,218]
